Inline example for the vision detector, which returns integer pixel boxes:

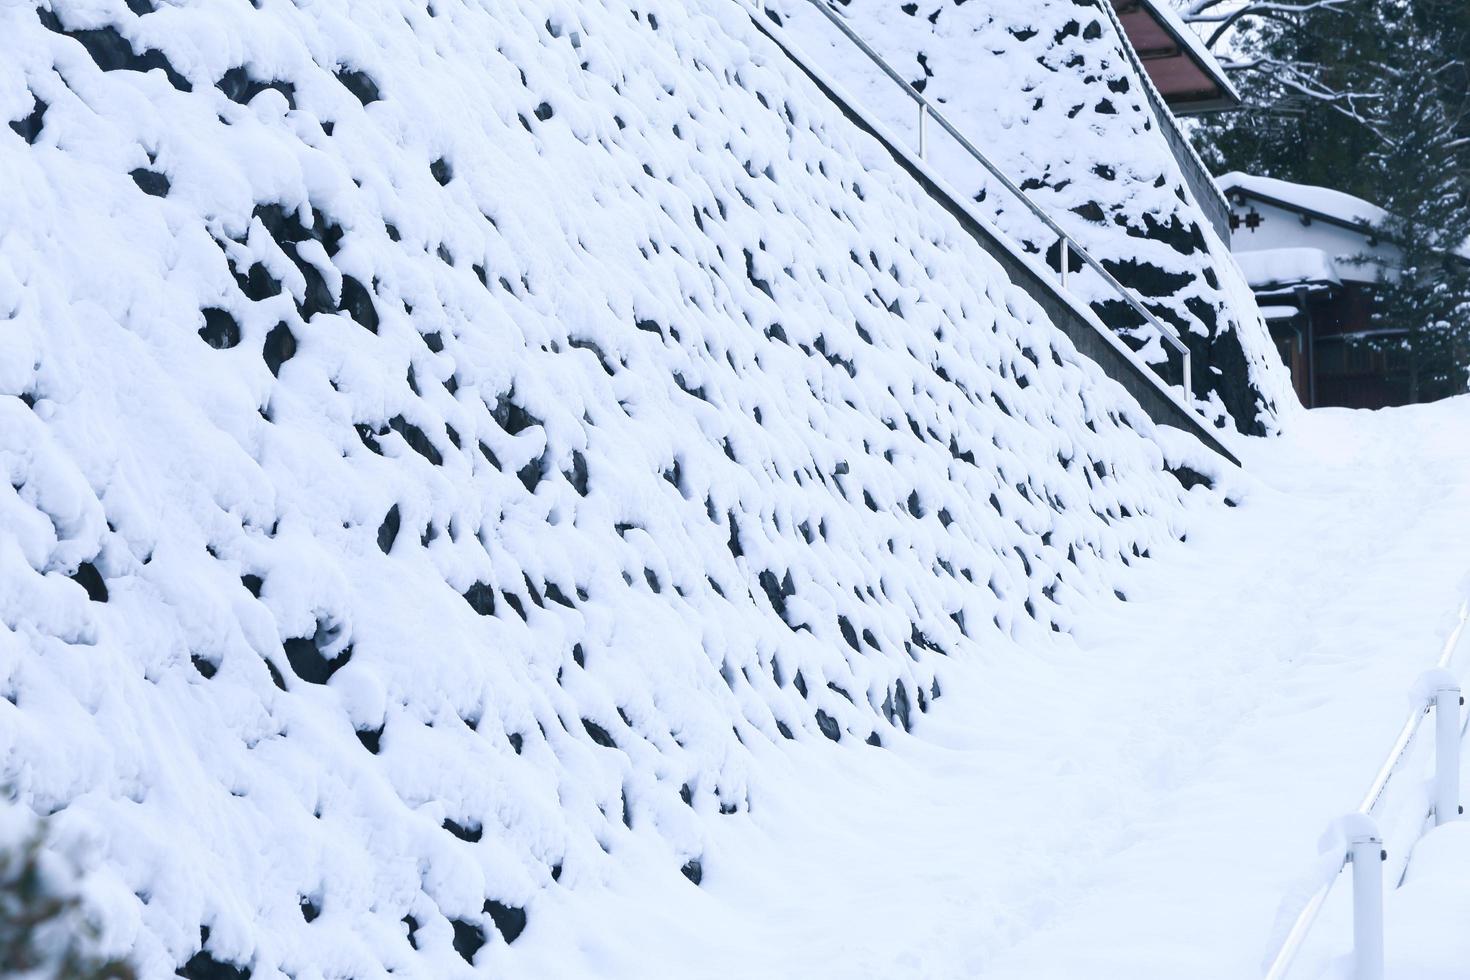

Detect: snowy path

[512,400,1470,979]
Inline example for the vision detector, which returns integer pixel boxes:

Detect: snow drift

[3,0,1229,975]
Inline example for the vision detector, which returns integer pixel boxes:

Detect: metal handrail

[759,0,1195,403]
[1263,599,1470,979]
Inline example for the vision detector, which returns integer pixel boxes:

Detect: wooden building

[1218,173,1411,409]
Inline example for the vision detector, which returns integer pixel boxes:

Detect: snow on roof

[1258,304,1303,320]
[1233,247,1347,291]
[1135,0,1242,104]
[2,0,1231,976]
[1218,172,1389,229]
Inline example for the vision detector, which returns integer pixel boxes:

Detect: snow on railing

[1263,599,1470,980]
[748,0,1196,408]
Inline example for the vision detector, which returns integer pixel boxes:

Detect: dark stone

[176,949,250,980]
[449,918,485,964]
[582,718,615,748]
[130,168,170,197]
[462,582,496,616]
[743,249,773,299]
[281,634,351,685]
[253,202,344,258]
[334,67,381,105]
[484,900,526,943]
[190,654,218,679]
[888,681,912,732]
[240,574,263,597]
[490,391,541,436]
[430,156,453,185]
[355,423,385,456]
[517,454,543,493]
[680,859,702,886]
[1069,200,1106,224]
[376,504,400,554]
[814,709,841,742]
[71,562,108,603]
[262,321,295,377]
[388,415,442,466]
[567,450,589,496]
[198,308,241,349]
[443,818,482,843]
[401,914,419,950]
[299,897,320,923]
[355,724,383,755]
[38,12,192,92]
[1167,465,1214,491]
[338,276,378,333]
[217,67,296,109]
[239,262,281,302]
[9,97,47,143]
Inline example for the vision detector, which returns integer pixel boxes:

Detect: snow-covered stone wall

[765,0,1296,433]
[3,0,1225,975]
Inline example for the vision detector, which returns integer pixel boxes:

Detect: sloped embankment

[3,0,1222,975]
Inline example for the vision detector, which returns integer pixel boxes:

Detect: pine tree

[1183,0,1470,402]
[1355,0,1470,400]
[0,818,136,980]
[1185,0,1389,198]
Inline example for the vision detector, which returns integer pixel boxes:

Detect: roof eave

[1125,0,1242,108]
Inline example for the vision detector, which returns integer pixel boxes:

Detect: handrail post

[1181,346,1192,401]
[1058,236,1068,288]
[1349,821,1385,980]
[917,101,927,159]
[1435,679,1462,826]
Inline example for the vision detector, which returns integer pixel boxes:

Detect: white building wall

[1227,198,1400,283]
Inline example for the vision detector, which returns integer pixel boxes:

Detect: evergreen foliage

[1185,0,1470,398]
[0,816,135,980]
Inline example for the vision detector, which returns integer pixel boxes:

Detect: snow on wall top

[3,0,1221,975]
[763,0,1296,432]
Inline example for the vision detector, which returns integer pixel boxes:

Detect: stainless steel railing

[755,0,1195,405]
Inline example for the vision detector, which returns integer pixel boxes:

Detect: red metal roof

[1111,0,1240,113]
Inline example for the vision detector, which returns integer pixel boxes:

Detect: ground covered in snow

[505,397,1470,979]
[4,0,1452,976]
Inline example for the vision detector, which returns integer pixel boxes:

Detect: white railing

[1264,599,1470,980]
[751,0,1195,405]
